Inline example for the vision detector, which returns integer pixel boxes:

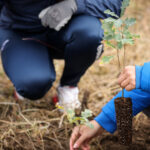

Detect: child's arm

[136,62,150,93]
[70,89,150,149]
[95,89,150,133]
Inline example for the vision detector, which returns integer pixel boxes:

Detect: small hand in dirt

[70,120,104,150]
[118,66,136,91]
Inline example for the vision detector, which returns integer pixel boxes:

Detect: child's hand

[70,120,104,150]
[118,66,136,91]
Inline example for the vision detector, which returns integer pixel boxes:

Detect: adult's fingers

[81,144,90,150]
[118,73,127,85]
[120,78,130,88]
[39,7,50,19]
[70,127,80,150]
[125,84,133,91]
[40,10,49,27]
[73,134,87,149]
[81,139,91,150]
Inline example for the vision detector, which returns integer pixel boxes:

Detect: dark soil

[115,97,132,145]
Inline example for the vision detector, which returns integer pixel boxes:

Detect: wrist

[92,120,104,134]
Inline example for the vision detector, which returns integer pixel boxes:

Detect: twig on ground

[25,132,37,150]
[59,113,66,128]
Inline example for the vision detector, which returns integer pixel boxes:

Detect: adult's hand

[118,66,136,91]
[70,120,104,150]
[39,0,77,31]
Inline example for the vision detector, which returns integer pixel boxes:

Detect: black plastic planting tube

[114,97,132,146]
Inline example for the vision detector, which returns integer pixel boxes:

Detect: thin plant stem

[116,48,125,97]
[121,25,126,97]
[123,44,126,70]
[122,88,124,97]
[122,44,126,97]
[117,49,121,72]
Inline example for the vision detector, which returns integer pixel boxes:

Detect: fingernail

[73,143,78,148]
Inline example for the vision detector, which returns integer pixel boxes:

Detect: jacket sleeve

[75,0,123,19]
[135,62,150,93]
[94,89,150,133]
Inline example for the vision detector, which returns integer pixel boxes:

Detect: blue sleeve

[94,89,150,133]
[75,0,123,19]
[136,62,150,93]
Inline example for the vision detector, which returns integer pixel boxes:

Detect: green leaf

[124,18,136,27]
[81,109,93,118]
[114,19,123,28]
[115,33,122,41]
[117,41,123,49]
[121,0,130,17]
[105,41,116,48]
[104,17,116,23]
[101,56,114,63]
[104,9,119,18]
[67,109,75,119]
[123,30,132,39]
[123,30,140,40]
[132,34,140,38]
[122,38,134,45]
[102,22,116,41]
[102,21,114,32]
[103,34,114,41]
[71,118,79,125]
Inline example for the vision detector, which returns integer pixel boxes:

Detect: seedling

[101,0,139,146]
[56,103,94,128]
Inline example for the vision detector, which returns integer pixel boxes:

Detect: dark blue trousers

[0,15,104,100]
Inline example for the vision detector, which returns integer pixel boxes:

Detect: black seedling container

[115,97,132,146]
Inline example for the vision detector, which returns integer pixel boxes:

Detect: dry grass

[0,0,150,149]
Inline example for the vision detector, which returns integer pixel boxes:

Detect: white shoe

[14,90,25,101]
[57,86,81,110]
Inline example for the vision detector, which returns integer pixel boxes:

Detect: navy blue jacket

[0,0,122,31]
[95,62,150,133]
[0,0,3,12]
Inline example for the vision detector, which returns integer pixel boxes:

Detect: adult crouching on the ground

[70,62,150,150]
[0,0,122,110]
